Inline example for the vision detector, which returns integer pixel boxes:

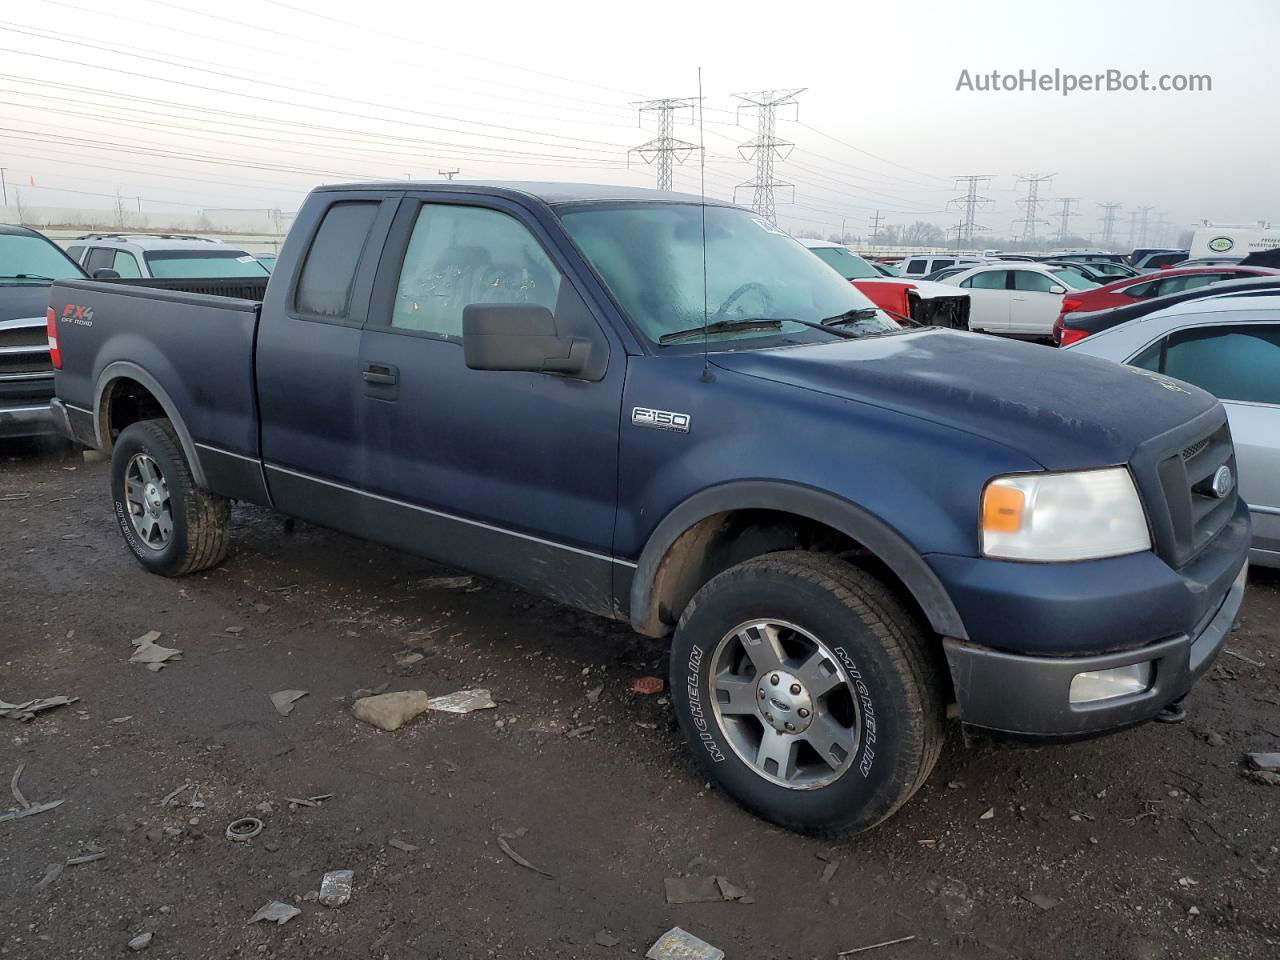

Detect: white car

[1066,294,1280,567]
[940,263,1097,337]
[897,254,989,277]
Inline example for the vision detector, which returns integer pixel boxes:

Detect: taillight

[1060,327,1089,346]
[47,307,62,369]
[1061,296,1083,314]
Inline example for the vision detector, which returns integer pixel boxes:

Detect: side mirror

[463,303,591,377]
[92,268,121,280]
[1049,284,1067,295]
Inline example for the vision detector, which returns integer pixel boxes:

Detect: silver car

[1066,294,1280,567]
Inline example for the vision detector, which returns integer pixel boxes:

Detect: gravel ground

[2,439,1278,960]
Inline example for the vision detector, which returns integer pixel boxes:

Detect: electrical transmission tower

[1054,197,1080,244]
[948,175,994,247]
[1012,174,1055,245]
[1097,202,1122,248]
[733,88,805,224]
[1137,206,1154,246]
[438,168,460,180]
[628,98,700,192]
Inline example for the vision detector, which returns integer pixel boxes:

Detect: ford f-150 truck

[49,182,1250,837]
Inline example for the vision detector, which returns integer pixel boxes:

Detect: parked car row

[64,234,271,280]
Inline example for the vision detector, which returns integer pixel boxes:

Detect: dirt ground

[2,439,1278,960]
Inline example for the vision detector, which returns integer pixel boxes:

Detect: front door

[354,194,626,615]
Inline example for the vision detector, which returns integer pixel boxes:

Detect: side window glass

[84,247,114,273]
[1012,271,1055,292]
[1129,340,1163,372]
[65,245,85,263]
[392,204,561,337]
[903,259,926,275]
[968,270,1007,290]
[294,201,379,320]
[931,259,955,270]
[112,251,142,279]
[1163,325,1280,404]
[1124,280,1156,299]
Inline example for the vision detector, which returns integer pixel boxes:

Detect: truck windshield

[145,251,271,278]
[557,203,896,348]
[0,234,83,283]
[807,245,881,280]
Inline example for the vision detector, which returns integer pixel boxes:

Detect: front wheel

[110,419,231,576]
[670,552,946,837]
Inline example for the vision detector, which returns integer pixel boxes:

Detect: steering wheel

[714,282,774,322]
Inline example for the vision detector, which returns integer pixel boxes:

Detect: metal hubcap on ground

[709,619,862,789]
[124,453,173,549]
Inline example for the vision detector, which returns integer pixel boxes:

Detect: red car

[1052,266,1280,343]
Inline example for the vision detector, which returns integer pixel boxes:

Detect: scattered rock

[128,631,182,669]
[388,838,418,852]
[351,691,431,731]
[585,684,604,704]
[1023,892,1059,911]
[663,875,752,904]
[395,651,425,668]
[127,932,153,952]
[318,869,354,907]
[979,807,995,820]
[1247,752,1280,771]
[1246,770,1280,786]
[595,929,621,947]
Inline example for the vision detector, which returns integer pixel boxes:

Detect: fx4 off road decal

[834,646,877,777]
[687,644,725,762]
[61,303,94,326]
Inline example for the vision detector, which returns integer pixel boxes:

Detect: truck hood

[712,328,1220,469]
[0,284,51,324]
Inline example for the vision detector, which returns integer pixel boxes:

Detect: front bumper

[943,560,1248,737]
[0,401,58,439]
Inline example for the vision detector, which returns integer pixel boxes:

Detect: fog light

[1069,662,1153,704]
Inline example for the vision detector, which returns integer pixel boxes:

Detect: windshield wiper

[0,273,58,281]
[823,306,921,328]
[660,316,863,344]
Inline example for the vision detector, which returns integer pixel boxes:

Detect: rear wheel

[110,419,231,576]
[670,551,946,837]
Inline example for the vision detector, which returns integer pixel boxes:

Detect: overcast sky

[2,0,1276,240]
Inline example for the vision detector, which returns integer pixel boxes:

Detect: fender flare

[94,361,208,487]
[628,480,967,640]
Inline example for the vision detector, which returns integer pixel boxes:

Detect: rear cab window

[293,202,381,320]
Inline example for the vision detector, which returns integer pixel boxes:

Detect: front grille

[1155,422,1236,566]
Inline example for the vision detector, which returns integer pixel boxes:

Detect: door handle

[362,363,398,385]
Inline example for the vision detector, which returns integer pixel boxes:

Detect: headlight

[981,467,1150,561]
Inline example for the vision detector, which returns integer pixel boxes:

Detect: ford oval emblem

[1210,465,1234,499]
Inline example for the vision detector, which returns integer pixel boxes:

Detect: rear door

[257,190,401,497]
[958,269,1010,331]
[1008,269,1064,335]
[352,192,626,614]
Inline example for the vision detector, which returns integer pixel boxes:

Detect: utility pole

[438,168,460,180]
[948,175,994,248]
[628,97,699,192]
[0,167,7,207]
[1012,174,1054,245]
[733,88,805,224]
[114,189,127,230]
[1097,202,1122,249]
[868,209,885,245]
[1054,197,1079,244]
[1127,210,1140,249]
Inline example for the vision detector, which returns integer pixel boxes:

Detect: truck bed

[49,277,264,469]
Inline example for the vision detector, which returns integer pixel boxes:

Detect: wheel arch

[94,361,208,487]
[627,481,967,641]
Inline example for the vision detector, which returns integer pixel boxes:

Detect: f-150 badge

[632,407,690,433]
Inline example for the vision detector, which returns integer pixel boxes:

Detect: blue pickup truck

[48,182,1249,836]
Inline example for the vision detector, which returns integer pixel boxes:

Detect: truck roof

[317,180,732,207]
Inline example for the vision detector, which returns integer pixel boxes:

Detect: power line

[733,88,804,224]
[1013,173,1055,244]
[628,98,699,192]
[948,175,994,246]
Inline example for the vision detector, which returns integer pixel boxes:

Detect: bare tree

[901,221,945,245]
